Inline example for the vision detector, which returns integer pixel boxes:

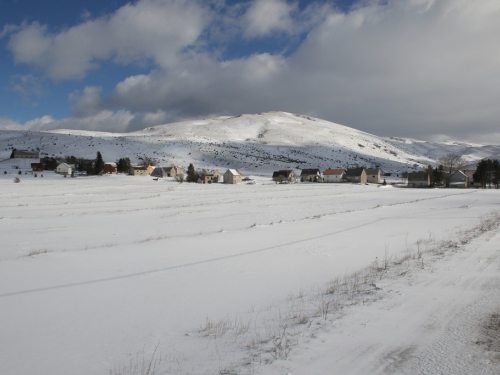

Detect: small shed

[345,168,367,184]
[31,163,44,172]
[323,169,345,183]
[408,171,430,188]
[224,169,242,184]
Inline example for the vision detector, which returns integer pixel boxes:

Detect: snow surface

[1,173,500,374]
[2,112,500,177]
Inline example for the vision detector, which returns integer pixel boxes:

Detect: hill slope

[1,112,498,175]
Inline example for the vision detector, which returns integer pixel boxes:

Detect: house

[56,163,74,176]
[461,170,476,186]
[200,170,220,184]
[300,168,321,182]
[31,163,44,172]
[449,170,469,188]
[344,168,367,184]
[129,166,148,176]
[365,168,382,184]
[147,164,155,175]
[272,170,296,183]
[102,162,117,174]
[408,171,430,188]
[13,150,39,159]
[166,166,183,178]
[323,169,345,183]
[223,169,242,184]
[151,167,168,178]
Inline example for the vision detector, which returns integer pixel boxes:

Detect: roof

[131,166,147,170]
[104,162,117,167]
[451,170,467,178]
[300,168,320,175]
[273,170,294,178]
[365,168,380,175]
[31,163,43,167]
[14,150,39,156]
[226,169,242,176]
[345,168,365,176]
[461,170,475,179]
[57,163,72,168]
[323,169,345,176]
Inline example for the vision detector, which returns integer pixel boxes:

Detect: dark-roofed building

[408,171,430,188]
[300,168,321,182]
[345,168,367,184]
[449,170,469,188]
[13,150,39,159]
[129,166,148,176]
[272,170,296,183]
[461,170,476,186]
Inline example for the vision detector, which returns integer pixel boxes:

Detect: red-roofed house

[323,169,345,183]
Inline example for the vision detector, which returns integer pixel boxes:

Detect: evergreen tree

[186,163,198,182]
[491,160,500,189]
[94,151,104,175]
[116,157,131,173]
[474,159,494,188]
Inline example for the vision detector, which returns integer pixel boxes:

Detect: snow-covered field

[1,173,499,374]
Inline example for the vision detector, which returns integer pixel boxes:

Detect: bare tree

[438,153,467,174]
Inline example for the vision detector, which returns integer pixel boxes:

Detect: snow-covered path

[275,228,500,375]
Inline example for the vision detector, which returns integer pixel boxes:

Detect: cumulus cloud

[3,0,500,143]
[243,0,297,37]
[6,0,209,79]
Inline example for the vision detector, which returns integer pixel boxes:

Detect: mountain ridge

[1,111,498,175]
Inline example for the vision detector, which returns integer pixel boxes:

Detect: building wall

[366,171,380,184]
[408,180,429,188]
[324,174,343,182]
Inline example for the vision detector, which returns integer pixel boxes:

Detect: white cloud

[6,0,209,79]
[4,0,500,143]
[243,0,297,37]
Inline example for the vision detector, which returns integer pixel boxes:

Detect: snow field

[0,174,499,374]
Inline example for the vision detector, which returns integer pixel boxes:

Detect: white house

[323,169,345,183]
[223,169,242,184]
[56,163,74,175]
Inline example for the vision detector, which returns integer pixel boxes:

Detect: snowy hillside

[1,112,499,174]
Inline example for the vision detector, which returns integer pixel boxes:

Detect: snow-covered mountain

[1,111,499,174]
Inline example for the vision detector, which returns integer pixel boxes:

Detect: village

[3,148,497,189]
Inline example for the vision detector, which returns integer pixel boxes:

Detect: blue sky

[1,0,500,143]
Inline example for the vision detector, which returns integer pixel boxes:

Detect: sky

[0,0,499,144]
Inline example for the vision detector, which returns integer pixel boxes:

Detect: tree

[116,157,131,173]
[138,155,155,167]
[492,160,500,189]
[438,153,467,174]
[186,163,198,182]
[94,151,104,175]
[474,159,493,188]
